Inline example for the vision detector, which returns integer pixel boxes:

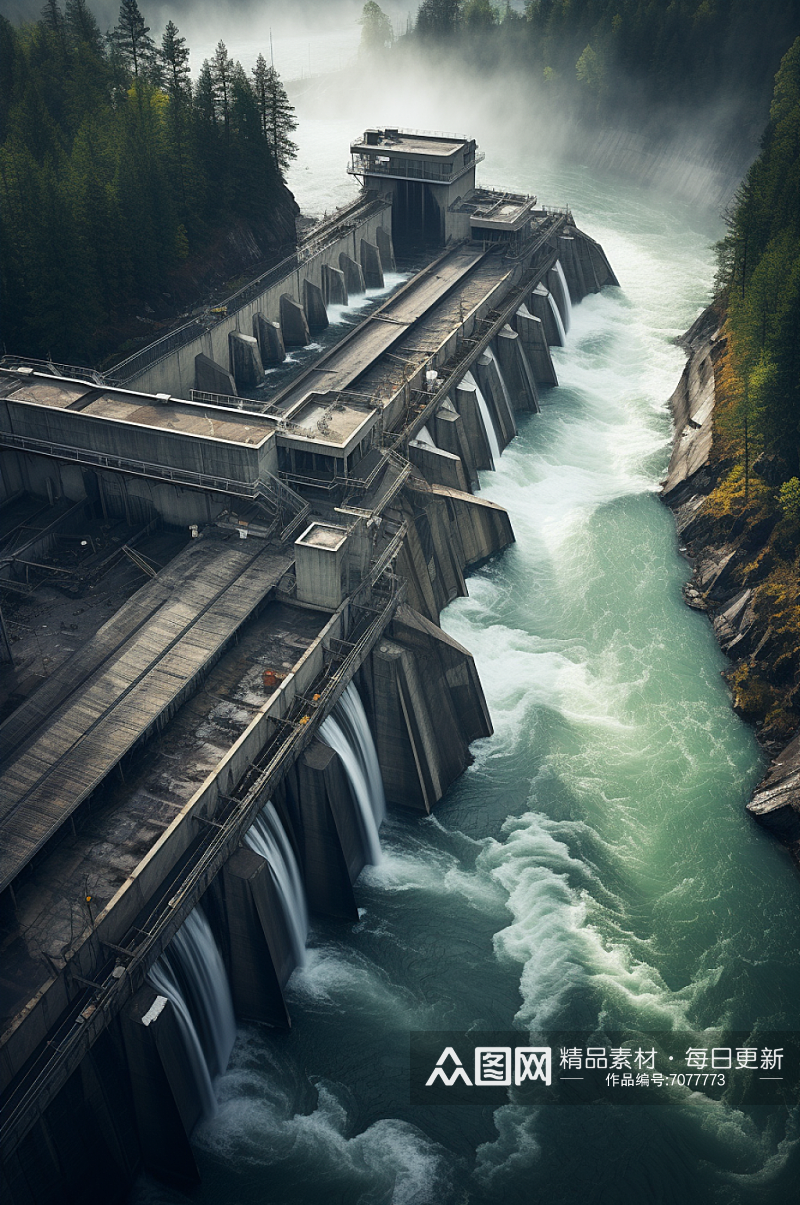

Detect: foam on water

[133,121,800,1205]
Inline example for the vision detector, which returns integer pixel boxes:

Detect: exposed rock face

[747,735,800,862]
[661,307,722,504]
[661,305,800,871]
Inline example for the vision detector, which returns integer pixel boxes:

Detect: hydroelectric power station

[0,128,617,1203]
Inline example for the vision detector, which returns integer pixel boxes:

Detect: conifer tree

[256,62,297,173]
[359,3,393,53]
[161,20,191,216]
[211,40,234,146]
[112,0,156,81]
[64,0,102,53]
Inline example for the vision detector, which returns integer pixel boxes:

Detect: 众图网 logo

[425,1046,552,1088]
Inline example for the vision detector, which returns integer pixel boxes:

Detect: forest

[690,35,800,738]
[0,1,298,364]
[363,1,800,118]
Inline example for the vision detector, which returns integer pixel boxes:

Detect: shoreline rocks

[660,307,800,871]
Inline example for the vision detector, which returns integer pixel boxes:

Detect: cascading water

[319,681,385,864]
[135,92,800,1205]
[148,907,236,1121]
[546,288,567,345]
[245,802,309,966]
[464,370,501,463]
[554,259,572,331]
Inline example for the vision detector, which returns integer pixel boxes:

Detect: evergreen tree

[112,0,156,81]
[160,20,191,218]
[462,0,496,33]
[416,0,462,38]
[359,2,393,53]
[254,61,298,173]
[211,40,234,145]
[40,0,66,48]
[64,0,103,54]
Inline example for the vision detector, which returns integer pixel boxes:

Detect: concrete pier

[218,848,292,1027]
[360,240,384,289]
[321,264,348,306]
[194,352,237,396]
[278,741,364,921]
[455,379,494,471]
[494,324,539,413]
[228,331,264,390]
[408,439,469,492]
[121,988,201,1186]
[253,313,286,366]
[433,397,478,489]
[558,234,587,302]
[474,353,517,449]
[280,293,311,346]
[376,226,396,272]
[303,279,329,335]
[366,605,491,813]
[515,305,558,386]
[547,265,570,327]
[339,252,366,294]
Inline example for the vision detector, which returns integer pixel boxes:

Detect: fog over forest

[2,0,791,210]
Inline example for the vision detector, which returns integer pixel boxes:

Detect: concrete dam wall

[0,166,616,1204]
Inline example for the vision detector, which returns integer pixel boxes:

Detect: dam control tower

[348,127,542,255]
[348,127,485,249]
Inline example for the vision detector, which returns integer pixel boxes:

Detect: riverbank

[661,307,800,867]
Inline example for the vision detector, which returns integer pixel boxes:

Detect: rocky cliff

[661,308,800,868]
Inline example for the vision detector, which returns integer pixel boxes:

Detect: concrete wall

[0,399,274,488]
[122,206,393,399]
[2,451,235,529]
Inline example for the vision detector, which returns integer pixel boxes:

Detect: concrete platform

[270,245,487,412]
[0,533,293,894]
[0,601,323,1033]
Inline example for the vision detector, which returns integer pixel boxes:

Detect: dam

[0,128,617,1203]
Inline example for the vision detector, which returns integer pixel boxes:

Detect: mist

[0,0,766,211]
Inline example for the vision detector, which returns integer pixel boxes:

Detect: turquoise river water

[136,111,800,1205]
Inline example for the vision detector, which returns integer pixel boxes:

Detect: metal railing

[384,216,568,451]
[348,152,484,184]
[0,430,262,498]
[0,357,105,386]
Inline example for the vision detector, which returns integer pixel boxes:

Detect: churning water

[135,132,800,1205]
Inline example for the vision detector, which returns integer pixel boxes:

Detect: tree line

[715,34,800,487]
[362,1,800,114]
[0,0,298,364]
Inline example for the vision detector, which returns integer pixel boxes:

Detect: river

[135,32,800,1205]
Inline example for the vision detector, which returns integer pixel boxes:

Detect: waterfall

[319,681,385,865]
[245,802,308,966]
[546,289,567,346]
[464,370,501,463]
[554,260,573,332]
[148,907,236,1120]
